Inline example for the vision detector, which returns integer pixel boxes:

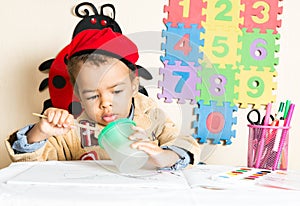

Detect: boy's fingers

[128,132,148,141]
[131,126,147,135]
[44,110,54,122]
[131,141,158,151]
[63,115,74,128]
[44,109,72,128]
[58,110,70,126]
[129,126,148,141]
[52,111,63,126]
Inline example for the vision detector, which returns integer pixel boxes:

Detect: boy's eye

[86,95,99,100]
[113,90,123,94]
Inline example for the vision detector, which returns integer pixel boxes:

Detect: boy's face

[75,58,139,126]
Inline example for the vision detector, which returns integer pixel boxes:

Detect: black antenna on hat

[74,2,99,17]
[100,4,116,20]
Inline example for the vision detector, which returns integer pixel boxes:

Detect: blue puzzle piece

[192,100,238,145]
[161,22,205,66]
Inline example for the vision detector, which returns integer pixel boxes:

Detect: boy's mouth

[102,114,117,123]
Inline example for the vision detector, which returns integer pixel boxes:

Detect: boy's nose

[99,99,112,109]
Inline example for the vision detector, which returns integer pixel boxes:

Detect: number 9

[247,76,264,98]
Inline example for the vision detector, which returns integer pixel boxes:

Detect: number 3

[252,1,270,24]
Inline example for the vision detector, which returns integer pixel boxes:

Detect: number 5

[212,36,229,58]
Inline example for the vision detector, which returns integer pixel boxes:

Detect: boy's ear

[132,77,140,96]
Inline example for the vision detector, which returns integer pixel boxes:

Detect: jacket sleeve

[5,130,84,162]
[11,124,47,153]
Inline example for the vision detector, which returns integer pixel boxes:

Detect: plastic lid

[98,118,136,148]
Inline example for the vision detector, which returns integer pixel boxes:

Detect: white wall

[0,0,299,170]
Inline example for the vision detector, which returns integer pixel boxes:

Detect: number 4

[173,34,192,56]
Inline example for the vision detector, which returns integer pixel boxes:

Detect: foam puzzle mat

[159,0,283,144]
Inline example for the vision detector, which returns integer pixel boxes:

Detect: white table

[0,161,299,206]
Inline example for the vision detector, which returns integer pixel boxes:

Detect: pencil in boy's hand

[32,113,99,131]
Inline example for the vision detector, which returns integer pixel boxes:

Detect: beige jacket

[5,93,201,165]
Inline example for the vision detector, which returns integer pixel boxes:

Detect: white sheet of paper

[5,160,189,189]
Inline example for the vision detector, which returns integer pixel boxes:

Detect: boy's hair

[67,53,136,96]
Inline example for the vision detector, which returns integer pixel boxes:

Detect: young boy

[5,28,201,170]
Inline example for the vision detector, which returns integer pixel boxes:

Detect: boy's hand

[27,108,74,143]
[40,108,74,135]
[129,126,179,168]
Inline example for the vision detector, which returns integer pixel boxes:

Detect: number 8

[209,74,226,96]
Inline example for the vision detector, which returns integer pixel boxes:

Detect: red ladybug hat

[67,28,139,66]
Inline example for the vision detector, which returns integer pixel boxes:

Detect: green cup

[98,118,148,173]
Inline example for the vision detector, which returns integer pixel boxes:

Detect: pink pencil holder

[247,124,290,170]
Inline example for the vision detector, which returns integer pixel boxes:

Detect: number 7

[172,71,190,93]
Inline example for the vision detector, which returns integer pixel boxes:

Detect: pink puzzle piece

[163,0,207,28]
[240,0,283,34]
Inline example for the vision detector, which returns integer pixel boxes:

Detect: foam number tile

[163,0,207,28]
[234,67,277,109]
[201,0,244,68]
[238,28,280,71]
[240,0,283,34]
[161,22,205,66]
[196,64,239,106]
[201,27,242,68]
[158,60,201,104]
[192,100,238,144]
[203,0,244,29]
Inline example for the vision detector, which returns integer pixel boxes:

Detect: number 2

[215,0,232,21]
